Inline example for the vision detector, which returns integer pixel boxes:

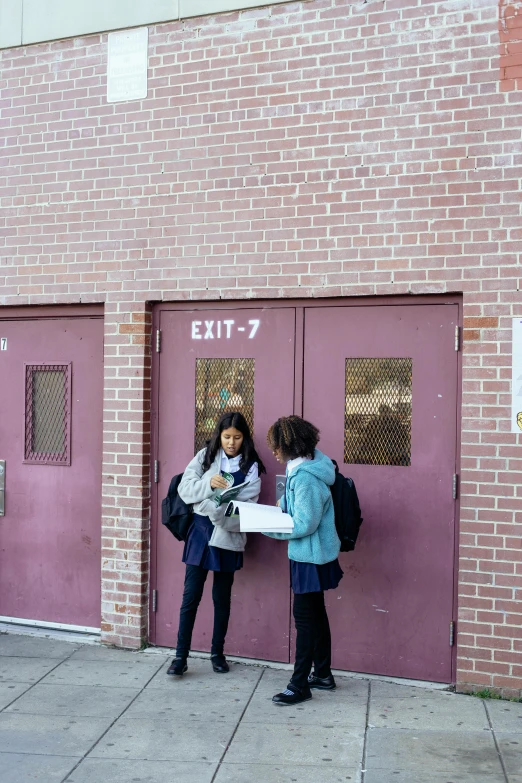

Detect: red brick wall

[1,0,521,695]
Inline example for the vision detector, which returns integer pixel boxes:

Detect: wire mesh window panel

[344,358,412,466]
[195,358,255,453]
[24,364,71,465]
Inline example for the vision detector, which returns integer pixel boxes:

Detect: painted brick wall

[0,0,521,695]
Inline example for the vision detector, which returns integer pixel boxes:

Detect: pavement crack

[483,699,510,783]
[210,666,265,783]
[0,644,80,714]
[360,679,371,782]
[58,652,168,783]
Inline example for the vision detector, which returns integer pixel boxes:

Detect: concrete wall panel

[0,0,22,49]
[180,0,288,19]
[22,0,179,44]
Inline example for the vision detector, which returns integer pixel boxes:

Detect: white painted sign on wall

[107,27,148,103]
[512,317,522,433]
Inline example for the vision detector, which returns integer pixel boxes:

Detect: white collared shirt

[219,448,259,481]
[286,456,310,474]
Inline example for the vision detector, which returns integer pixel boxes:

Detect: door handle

[275,475,286,503]
[0,460,5,516]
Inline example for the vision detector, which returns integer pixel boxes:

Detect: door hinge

[449,620,455,647]
[154,459,159,483]
[152,589,157,613]
[155,329,161,353]
[452,473,458,500]
[455,325,460,351]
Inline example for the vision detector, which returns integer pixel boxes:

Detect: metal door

[152,307,296,661]
[303,304,459,682]
[0,316,104,629]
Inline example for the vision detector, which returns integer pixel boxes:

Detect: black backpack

[161,473,193,542]
[330,460,363,552]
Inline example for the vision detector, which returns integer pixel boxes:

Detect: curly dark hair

[266,415,320,461]
[202,411,266,474]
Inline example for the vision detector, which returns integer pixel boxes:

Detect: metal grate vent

[24,364,71,465]
[344,358,412,466]
[195,358,255,453]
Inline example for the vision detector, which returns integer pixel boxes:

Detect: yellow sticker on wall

[518,412,522,431]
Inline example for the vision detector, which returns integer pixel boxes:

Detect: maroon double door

[151,300,460,682]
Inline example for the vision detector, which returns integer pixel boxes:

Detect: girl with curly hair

[168,412,265,677]
[265,415,343,705]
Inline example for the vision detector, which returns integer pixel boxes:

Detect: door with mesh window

[0,315,104,628]
[152,307,296,660]
[303,304,459,682]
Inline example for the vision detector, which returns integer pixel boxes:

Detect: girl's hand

[210,474,229,490]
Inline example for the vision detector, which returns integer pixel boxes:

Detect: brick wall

[1,0,521,695]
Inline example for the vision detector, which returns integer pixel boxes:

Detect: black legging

[176,564,235,659]
[290,590,332,691]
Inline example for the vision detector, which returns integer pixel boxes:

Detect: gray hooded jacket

[178,448,261,552]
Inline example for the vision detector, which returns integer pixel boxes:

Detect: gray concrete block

[365,728,503,777]
[363,773,506,783]
[496,732,522,778]
[225,722,364,767]
[22,0,179,45]
[125,684,249,721]
[64,758,217,783]
[0,713,113,756]
[0,0,22,49]
[254,667,369,700]
[369,690,489,731]
[42,658,163,688]
[0,752,79,782]
[145,656,262,690]
[370,681,452,700]
[0,633,80,659]
[69,644,159,662]
[0,656,59,683]
[485,698,522,732]
[0,681,32,710]
[5,683,140,718]
[214,763,360,783]
[243,687,368,728]
[90,716,236,762]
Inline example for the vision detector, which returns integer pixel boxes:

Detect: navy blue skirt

[183,514,243,573]
[290,558,344,594]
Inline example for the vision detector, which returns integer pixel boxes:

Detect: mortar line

[58,655,168,783]
[360,679,372,783]
[483,699,510,783]
[210,666,265,783]
[0,643,81,713]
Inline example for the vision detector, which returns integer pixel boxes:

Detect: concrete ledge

[0,0,295,50]
[22,0,179,45]
[180,0,290,20]
[0,0,22,48]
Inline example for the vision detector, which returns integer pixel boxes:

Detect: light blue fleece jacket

[264,449,340,565]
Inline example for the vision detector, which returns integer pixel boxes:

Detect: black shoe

[167,657,187,676]
[308,673,336,690]
[211,654,229,673]
[272,685,312,706]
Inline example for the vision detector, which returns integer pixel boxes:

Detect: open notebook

[225,500,293,533]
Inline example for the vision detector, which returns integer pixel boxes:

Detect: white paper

[107,27,148,103]
[227,501,293,533]
[512,317,522,433]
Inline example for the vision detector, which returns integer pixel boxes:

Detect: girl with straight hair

[168,412,265,677]
[264,415,343,705]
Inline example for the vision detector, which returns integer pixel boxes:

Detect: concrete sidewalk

[0,630,521,783]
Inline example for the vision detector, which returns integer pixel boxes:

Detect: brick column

[100,300,152,648]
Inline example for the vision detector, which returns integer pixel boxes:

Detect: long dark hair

[202,412,266,474]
